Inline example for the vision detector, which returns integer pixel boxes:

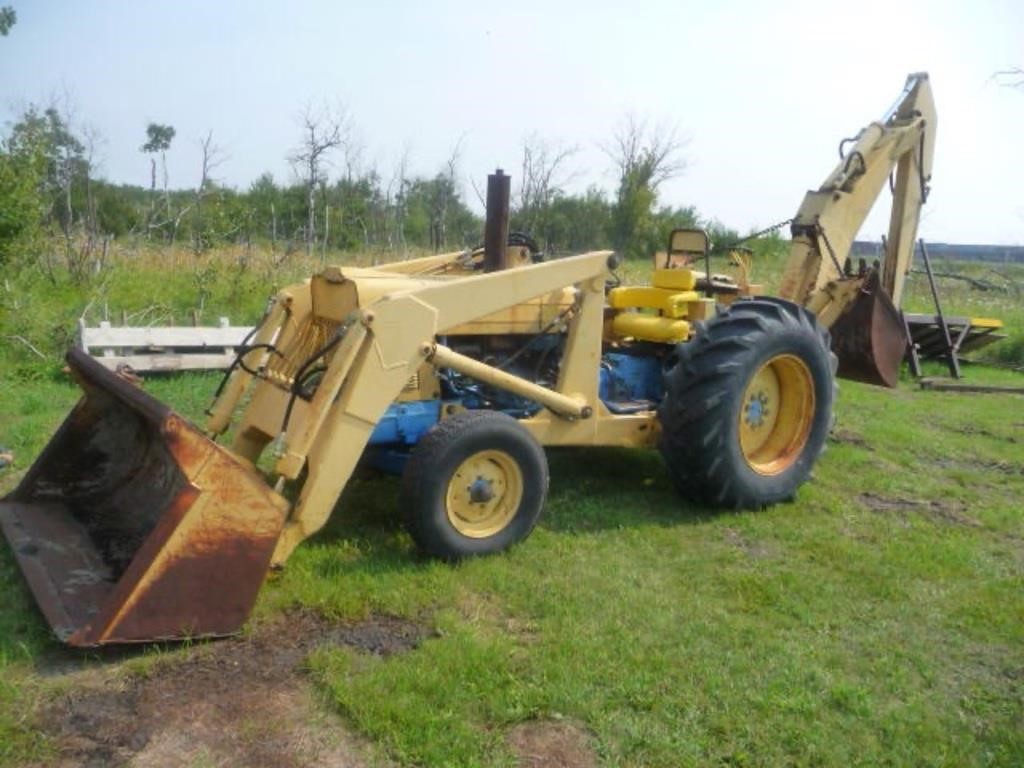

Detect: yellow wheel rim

[738,354,815,476]
[445,450,524,538]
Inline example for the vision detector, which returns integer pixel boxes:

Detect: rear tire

[657,297,836,508]
[400,411,549,559]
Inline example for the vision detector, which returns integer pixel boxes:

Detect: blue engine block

[599,352,664,406]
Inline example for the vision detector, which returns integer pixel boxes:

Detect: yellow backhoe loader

[0,74,936,646]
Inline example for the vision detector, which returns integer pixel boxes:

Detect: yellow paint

[968,317,1004,329]
[444,288,576,335]
[738,354,815,476]
[608,286,700,317]
[779,73,936,313]
[611,314,690,343]
[652,268,697,291]
[687,298,716,321]
[445,449,524,538]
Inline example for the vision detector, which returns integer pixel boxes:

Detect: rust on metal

[829,270,909,388]
[0,348,290,646]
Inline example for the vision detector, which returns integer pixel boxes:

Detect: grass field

[0,245,1022,767]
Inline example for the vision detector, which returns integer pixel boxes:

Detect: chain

[711,217,794,255]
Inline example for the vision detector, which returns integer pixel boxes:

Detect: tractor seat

[608,269,706,344]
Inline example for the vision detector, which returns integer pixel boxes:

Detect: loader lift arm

[207,250,617,566]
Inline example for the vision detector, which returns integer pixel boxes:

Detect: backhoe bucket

[0,348,290,646]
[830,271,909,388]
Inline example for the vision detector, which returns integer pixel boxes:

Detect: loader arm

[222,250,617,565]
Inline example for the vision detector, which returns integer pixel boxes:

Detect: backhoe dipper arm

[778,73,936,315]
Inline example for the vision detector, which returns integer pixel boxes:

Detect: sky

[1,0,1022,245]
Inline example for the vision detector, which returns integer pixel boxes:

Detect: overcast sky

[2,0,1022,244]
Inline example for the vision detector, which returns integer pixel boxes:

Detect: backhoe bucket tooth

[830,271,908,388]
[0,348,290,646]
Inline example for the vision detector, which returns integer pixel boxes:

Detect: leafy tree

[0,6,15,36]
[525,187,613,254]
[92,181,142,236]
[604,115,687,259]
[402,174,478,251]
[7,106,89,238]
[0,133,45,267]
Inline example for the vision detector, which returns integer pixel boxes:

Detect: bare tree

[995,68,1024,89]
[516,133,579,242]
[342,131,364,183]
[189,130,227,253]
[603,114,687,193]
[385,144,413,256]
[53,95,82,244]
[290,102,351,258]
[141,123,176,235]
[432,135,466,251]
[79,123,106,273]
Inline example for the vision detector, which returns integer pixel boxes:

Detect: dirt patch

[920,455,1024,477]
[325,614,428,656]
[41,611,431,767]
[857,492,981,528]
[951,424,1019,444]
[722,527,777,559]
[507,719,596,768]
[829,428,873,451]
[456,590,541,643]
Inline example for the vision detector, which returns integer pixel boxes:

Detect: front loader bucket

[830,270,909,388]
[0,348,290,646]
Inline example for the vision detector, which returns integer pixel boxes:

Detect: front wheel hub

[446,449,524,538]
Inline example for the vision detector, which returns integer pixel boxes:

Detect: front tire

[657,298,836,508]
[400,411,549,559]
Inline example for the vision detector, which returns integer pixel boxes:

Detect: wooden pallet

[904,313,1005,359]
[78,318,254,372]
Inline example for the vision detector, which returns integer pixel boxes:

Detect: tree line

[0,96,737,280]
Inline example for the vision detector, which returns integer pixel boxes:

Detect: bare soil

[829,428,873,451]
[38,611,431,768]
[857,492,981,527]
[950,424,1019,444]
[721,527,777,559]
[507,720,597,768]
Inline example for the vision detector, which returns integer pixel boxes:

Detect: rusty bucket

[0,348,289,646]
[830,270,909,388]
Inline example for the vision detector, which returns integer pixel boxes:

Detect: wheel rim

[737,354,815,476]
[445,449,524,538]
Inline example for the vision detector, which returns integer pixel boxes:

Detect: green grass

[0,247,1022,766]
